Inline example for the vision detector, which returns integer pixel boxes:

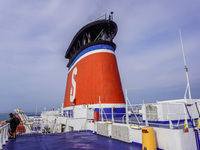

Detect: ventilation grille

[146,105,158,121]
[97,122,108,137]
[112,125,130,143]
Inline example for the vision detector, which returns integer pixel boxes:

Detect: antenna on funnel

[179,28,192,104]
[109,12,114,20]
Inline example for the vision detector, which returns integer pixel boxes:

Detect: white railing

[97,110,186,129]
[96,101,199,130]
[0,122,9,149]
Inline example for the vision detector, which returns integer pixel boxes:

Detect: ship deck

[3,131,141,150]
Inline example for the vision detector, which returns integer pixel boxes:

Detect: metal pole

[112,107,114,123]
[99,96,103,122]
[179,28,192,104]
[5,124,8,141]
[184,103,200,150]
[183,103,188,129]
[144,104,149,126]
[0,127,2,150]
[125,89,129,124]
[167,103,173,129]
[3,124,5,145]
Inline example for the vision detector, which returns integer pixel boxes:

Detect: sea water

[0,112,41,122]
[0,113,9,122]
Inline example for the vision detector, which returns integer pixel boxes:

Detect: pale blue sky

[0,0,200,113]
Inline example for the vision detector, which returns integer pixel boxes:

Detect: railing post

[122,115,125,124]
[101,108,104,122]
[167,103,173,129]
[99,96,103,122]
[0,123,8,149]
[112,107,114,122]
[5,124,8,141]
[0,126,2,150]
[3,124,6,145]
[125,89,129,124]
[143,103,149,126]
[183,103,188,129]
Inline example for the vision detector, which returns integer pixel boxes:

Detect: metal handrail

[0,122,9,149]
[95,106,198,129]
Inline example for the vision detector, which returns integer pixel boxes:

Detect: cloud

[0,0,200,112]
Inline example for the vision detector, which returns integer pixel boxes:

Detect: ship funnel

[63,18,125,109]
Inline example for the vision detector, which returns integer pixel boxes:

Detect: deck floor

[3,131,141,150]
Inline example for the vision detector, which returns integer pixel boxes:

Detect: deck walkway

[3,131,141,150]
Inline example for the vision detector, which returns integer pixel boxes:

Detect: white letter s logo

[70,67,77,102]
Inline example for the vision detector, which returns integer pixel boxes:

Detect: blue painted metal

[63,107,125,119]
[63,110,73,117]
[131,141,142,147]
[157,148,165,150]
[4,132,140,150]
[94,107,125,118]
[69,44,115,70]
[131,141,164,150]
[185,104,200,150]
[143,119,197,125]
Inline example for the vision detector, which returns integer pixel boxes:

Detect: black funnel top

[65,19,118,67]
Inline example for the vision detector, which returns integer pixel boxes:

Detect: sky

[0,0,200,113]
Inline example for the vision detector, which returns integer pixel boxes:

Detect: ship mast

[179,28,192,104]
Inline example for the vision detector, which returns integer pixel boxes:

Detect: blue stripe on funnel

[69,44,114,70]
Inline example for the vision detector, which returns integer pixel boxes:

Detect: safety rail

[0,122,9,150]
[96,101,199,130]
[125,89,200,129]
[97,111,194,129]
[40,102,199,130]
